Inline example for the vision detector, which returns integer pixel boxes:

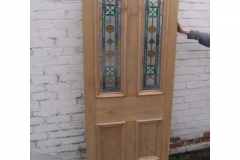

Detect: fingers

[177,22,181,33]
[177,22,183,33]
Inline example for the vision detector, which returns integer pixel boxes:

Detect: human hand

[177,22,190,35]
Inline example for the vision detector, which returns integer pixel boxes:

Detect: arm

[188,30,210,47]
[177,22,210,47]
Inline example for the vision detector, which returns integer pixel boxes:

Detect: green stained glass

[105,5,116,16]
[148,7,158,17]
[105,66,115,76]
[142,0,164,90]
[99,0,121,92]
[146,65,155,75]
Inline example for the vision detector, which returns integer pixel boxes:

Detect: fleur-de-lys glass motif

[142,0,164,90]
[99,0,121,92]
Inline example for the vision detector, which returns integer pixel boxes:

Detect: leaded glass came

[142,0,164,90]
[99,0,121,92]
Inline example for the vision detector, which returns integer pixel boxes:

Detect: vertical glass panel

[142,0,164,90]
[99,0,121,92]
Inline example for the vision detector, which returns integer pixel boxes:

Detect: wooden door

[83,0,179,159]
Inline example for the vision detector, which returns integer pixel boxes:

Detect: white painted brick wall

[30,0,86,159]
[30,0,209,159]
[173,0,210,141]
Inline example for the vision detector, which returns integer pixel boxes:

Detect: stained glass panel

[142,0,164,90]
[99,0,121,92]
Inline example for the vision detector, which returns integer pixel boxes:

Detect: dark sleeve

[187,30,210,47]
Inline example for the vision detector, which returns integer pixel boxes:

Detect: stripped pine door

[83,0,179,159]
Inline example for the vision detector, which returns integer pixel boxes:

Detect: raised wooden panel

[138,156,159,160]
[139,123,158,156]
[97,122,125,160]
[136,119,162,160]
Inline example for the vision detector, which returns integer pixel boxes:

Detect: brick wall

[30,0,210,159]
[30,0,85,159]
[171,0,210,143]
